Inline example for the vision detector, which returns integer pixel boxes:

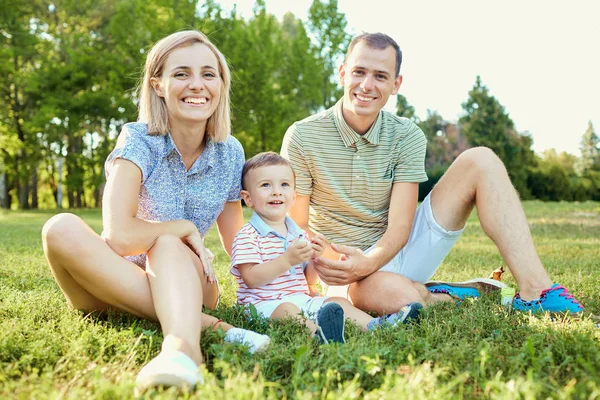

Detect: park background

[1,1,599,399]
[1,0,600,210]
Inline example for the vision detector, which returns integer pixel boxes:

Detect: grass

[1,201,599,399]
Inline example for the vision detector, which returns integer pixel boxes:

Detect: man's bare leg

[430,147,553,300]
[348,272,451,316]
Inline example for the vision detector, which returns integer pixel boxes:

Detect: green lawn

[1,202,599,399]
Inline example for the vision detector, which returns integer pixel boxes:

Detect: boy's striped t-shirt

[231,213,310,306]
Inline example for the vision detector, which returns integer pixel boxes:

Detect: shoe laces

[545,285,583,308]
[429,287,450,295]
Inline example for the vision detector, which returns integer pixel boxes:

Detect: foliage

[1,1,597,208]
[575,121,600,176]
[528,149,600,202]
[1,204,599,398]
[395,94,417,122]
[460,76,537,199]
[307,0,350,109]
[0,0,349,209]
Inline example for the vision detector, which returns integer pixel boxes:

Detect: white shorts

[326,193,464,297]
[253,293,329,320]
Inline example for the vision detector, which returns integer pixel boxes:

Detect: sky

[216,0,600,156]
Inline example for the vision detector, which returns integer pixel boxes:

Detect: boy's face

[241,164,296,224]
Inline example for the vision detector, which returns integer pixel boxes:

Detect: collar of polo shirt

[333,99,383,147]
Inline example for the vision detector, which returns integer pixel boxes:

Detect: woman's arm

[216,201,244,257]
[102,159,198,257]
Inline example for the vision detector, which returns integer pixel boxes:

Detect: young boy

[230,152,423,344]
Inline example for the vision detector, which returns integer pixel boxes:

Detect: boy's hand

[283,239,313,266]
[310,234,326,257]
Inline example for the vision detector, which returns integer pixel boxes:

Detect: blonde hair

[138,30,231,141]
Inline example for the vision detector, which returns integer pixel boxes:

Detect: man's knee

[349,272,423,316]
[456,147,506,177]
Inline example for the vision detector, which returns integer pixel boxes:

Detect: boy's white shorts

[253,293,329,320]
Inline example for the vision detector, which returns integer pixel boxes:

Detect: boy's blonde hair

[242,152,295,190]
[138,30,231,141]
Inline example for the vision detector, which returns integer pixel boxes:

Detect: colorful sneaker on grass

[426,278,506,300]
[513,284,584,313]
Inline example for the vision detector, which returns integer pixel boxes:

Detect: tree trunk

[0,171,7,209]
[30,166,38,209]
[68,190,75,208]
[56,157,63,209]
[17,180,29,209]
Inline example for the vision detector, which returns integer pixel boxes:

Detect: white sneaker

[135,350,203,392]
[224,328,271,354]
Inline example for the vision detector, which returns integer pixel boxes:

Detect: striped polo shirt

[281,98,428,250]
[231,212,310,306]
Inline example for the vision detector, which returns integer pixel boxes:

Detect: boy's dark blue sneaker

[513,284,584,313]
[315,302,346,344]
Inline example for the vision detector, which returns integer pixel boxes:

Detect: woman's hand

[184,230,217,283]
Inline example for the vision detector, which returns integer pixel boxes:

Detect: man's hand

[283,239,313,267]
[313,243,375,285]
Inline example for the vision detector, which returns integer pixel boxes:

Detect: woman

[41,30,269,391]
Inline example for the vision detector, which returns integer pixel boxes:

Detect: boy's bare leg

[271,302,319,334]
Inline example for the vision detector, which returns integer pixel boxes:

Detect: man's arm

[288,195,339,260]
[313,182,419,286]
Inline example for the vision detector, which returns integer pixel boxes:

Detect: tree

[202,1,325,157]
[459,76,536,198]
[0,0,47,209]
[307,0,350,109]
[395,94,417,122]
[575,120,600,175]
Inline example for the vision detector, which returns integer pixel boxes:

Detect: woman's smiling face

[152,42,222,130]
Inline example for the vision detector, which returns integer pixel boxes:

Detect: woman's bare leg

[145,234,203,364]
[42,213,206,364]
[42,213,157,318]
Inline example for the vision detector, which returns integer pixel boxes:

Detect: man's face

[339,42,402,129]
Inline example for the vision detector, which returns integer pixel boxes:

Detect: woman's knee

[146,234,191,264]
[42,213,87,253]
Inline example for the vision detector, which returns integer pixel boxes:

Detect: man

[280,32,583,315]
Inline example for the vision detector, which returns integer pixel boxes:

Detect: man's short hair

[346,32,402,77]
[242,152,295,190]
